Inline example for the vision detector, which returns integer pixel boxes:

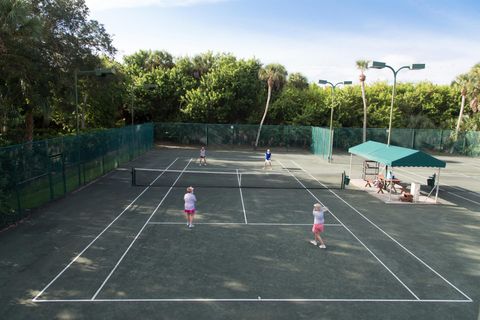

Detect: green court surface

[0,146,479,320]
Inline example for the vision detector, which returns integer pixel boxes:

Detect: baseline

[32,298,472,303]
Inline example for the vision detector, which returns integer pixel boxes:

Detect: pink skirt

[312,224,324,233]
[184,209,195,215]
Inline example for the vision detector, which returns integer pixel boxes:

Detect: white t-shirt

[184,193,197,210]
[200,149,206,157]
[313,209,325,224]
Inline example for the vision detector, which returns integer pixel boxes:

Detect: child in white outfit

[184,186,197,228]
[310,203,328,249]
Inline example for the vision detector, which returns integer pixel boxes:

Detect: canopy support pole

[435,167,441,203]
[349,154,353,177]
[388,166,393,201]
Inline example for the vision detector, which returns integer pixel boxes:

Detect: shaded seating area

[348,141,446,203]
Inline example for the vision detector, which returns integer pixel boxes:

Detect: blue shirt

[265,151,271,160]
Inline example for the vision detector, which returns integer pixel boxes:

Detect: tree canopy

[1,1,479,146]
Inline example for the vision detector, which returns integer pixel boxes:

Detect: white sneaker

[319,244,326,249]
[189,224,194,228]
[309,240,317,246]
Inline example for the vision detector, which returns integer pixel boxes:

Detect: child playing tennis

[199,146,207,166]
[310,203,328,249]
[184,186,197,228]
[263,149,272,169]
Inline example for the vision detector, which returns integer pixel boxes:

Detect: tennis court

[1,146,479,319]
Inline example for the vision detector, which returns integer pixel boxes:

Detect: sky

[85,0,480,85]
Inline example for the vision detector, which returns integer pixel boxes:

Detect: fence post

[62,153,66,194]
[439,129,444,151]
[12,163,22,217]
[77,135,82,186]
[206,124,209,146]
[46,140,54,200]
[411,129,416,149]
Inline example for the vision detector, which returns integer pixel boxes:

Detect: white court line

[395,168,480,205]
[91,159,193,300]
[459,173,480,181]
[32,158,179,302]
[147,221,343,226]
[279,160,420,301]
[236,169,248,224]
[292,161,473,302]
[444,192,480,205]
[32,298,471,303]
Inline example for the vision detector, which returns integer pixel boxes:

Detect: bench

[364,174,386,193]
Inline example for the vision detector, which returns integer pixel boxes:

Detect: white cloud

[85,0,227,11]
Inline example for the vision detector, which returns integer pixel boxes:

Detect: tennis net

[131,168,343,189]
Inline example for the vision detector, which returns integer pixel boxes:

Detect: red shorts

[184,209,195,215]
[312,224,324,233]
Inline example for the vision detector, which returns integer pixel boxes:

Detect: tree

[0,0,42,140]
[288,72,309,90]
[181,54,262,123]
[356,59,369,142]
[0,0,116,143]
[255,63,287,148]
[453,74,469,138]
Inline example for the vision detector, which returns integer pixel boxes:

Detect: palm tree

[454,73,470,139]
[356,60,369,142]
[255,64,287,149]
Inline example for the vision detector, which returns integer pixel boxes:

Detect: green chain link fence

[155,123,313,150]
[334,128,480,156]
[0,124,153,229]
[155,123,479,157]
[2,122,476,230]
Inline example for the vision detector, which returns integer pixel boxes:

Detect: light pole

[318,79,352,162]
[74,68,116,135]
[368,61,425,146]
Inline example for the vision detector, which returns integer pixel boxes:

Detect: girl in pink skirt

[310,203,328,249]
[184,186,197,228]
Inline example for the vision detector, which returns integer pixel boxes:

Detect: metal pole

[74,70,79,136]
[328,87,335,163]
[388,166,393,202]
[74,70,81,186]
[387,72,397,146]
[435,168,441,203]
[131,93,134,126]
[349,153,353,177]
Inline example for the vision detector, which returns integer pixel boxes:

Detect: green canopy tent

[348,141,446,202]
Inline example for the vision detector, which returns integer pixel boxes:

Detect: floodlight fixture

[368,61,386,69]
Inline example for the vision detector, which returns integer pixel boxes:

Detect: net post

[341,172,345,189]
[131,167,136,186]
